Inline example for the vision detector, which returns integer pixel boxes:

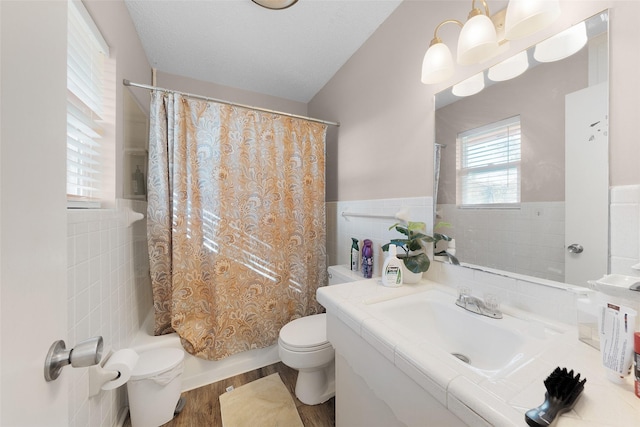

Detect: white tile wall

[326,197,433,278]
[335,188,640,328]
[67,199,151,427]
[437,202,566,282]
[610,185,640,276]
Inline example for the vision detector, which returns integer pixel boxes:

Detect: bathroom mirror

[434,11,609,287]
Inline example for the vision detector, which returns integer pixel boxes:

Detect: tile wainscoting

[67,199,151,427]
[610,185,640,276]
[329,187,640,326]
[437,202,565,283]
[326,197,433,278]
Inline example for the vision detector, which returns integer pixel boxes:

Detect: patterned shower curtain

[147,91,327,360]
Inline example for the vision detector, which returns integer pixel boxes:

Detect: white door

[565,82,609,286]
[1,1,69,425]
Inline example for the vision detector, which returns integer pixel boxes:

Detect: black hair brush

[525,367,586,427]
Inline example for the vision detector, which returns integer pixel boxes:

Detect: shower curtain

[147,91,327,360]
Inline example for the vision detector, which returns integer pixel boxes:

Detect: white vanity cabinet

[318,278,640,427]
[327,312,467,427]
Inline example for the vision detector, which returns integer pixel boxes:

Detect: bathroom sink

[365,288,559,375]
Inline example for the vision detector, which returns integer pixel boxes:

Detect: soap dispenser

[382,244,403,287]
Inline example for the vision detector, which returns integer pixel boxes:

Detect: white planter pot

[401,264,423,284]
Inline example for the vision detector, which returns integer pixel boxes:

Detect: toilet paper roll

[101,349,139,390]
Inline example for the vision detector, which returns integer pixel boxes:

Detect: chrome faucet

[443,251,460,265]
[455,292,502,319]
[435,250,460,265]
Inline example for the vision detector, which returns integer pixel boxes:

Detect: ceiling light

[452,72,485,97]
[534,21,587,63]
[251,0,298,10]
[488,50,529,81]
[504,0,561,40]
[421,0,560,85]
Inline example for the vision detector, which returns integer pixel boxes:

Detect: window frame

[456,115,522,209]
[66,0,110,208]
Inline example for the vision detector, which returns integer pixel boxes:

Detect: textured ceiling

[124,0,403,103]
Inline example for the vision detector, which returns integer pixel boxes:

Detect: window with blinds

[456,116,521,207]
[67,0,110,207]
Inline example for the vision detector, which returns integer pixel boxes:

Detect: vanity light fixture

[421,0,561,85]
[251,0,298,10]
[452,72,485,97]
[504,0,561,40]
[534,21,587,63]
[457,1,500,66]
[488,50,529,82]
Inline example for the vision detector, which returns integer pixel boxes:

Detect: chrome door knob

[567,244,584,254]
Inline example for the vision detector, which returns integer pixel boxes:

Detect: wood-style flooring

[124,362,335,427]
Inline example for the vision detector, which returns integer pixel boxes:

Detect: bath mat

[219,373,303,427]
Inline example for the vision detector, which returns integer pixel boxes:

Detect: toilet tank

[328,265,365,285]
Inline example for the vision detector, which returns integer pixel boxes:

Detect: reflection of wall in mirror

[436,51,587,205]
[434,48,589,283]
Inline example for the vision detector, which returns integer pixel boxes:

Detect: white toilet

[278,265,359,405]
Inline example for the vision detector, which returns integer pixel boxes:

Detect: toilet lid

[131,348,184,380]
[279,313,328,350]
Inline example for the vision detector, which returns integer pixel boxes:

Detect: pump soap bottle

[382,244,403,287]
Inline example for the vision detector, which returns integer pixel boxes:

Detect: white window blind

[67,0,109,207]
[457,116,521,206]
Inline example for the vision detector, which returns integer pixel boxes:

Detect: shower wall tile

[67,199,151,427]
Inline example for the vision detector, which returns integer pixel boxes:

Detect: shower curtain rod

[123,79,340,127]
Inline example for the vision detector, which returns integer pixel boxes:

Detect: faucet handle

[483,293,501,312]
[457,286,471,298]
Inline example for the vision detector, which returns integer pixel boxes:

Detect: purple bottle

[362,239,374,278]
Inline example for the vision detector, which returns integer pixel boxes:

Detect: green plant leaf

[407,221,426,232]
[433,232,452,242]
[434,221,452,230]
[402,252,431,273]
[394,226,409,237]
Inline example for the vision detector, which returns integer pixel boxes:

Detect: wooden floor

[124,362,335,427]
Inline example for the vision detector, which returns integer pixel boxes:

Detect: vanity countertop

[317,277,640,427]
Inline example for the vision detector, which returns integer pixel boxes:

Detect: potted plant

[382,221,452,283]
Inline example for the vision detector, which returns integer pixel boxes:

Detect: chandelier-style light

[251,0,298,10]
[421,0,561,85]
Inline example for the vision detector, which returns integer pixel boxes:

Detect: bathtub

[130,309,281,391]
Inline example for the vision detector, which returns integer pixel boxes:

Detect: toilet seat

[279,313,330,352]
